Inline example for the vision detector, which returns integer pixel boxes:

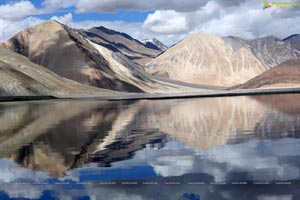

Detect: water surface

[0,94,300,199]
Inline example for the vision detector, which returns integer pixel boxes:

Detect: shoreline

[0,96,57,102]
[107,87,300,101]
[1,87,300,102]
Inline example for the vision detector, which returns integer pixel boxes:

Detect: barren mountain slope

[141,38,168,51]
[224,36,300,69]
[283,34,300,51]
[238,59,300,89]
[2,20,180,93]
[147,33,266,87]
[80,27,164,66]
[0,46,114,97]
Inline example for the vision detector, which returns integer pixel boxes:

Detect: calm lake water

[0,94,300,200]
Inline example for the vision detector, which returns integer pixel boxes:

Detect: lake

[0,94,300,200]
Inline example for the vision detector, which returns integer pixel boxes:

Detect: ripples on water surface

[0,94,300,199]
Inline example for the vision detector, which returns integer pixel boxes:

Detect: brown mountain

[0,46,113,97]
[80,27,163,66]
[1,20,183,93]
[238,59,300,89]
[284,34,300,51]
[146,33,266,87]
[224,35,300,69]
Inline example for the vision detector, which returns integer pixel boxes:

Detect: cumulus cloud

[61,136,300,184]
[74,0,300,44]
[51,12,73,24]
[215,0,247,7]
[192,0,300,39]
[42,0,77,11]
[143,10,188,34]
[140,0,300,42]
[0,158,48,183]
[1,185,44,200]
[0,17,43,41]
[257,195,293,200]
[0,1,36,20]
[76,0,209,13]
[1,0,300,46]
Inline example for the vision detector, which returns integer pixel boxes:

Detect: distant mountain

[146,33,267,87]
[283,34,300,51]
[1,20,176,93]
[224,36,300,69]
[79,26,163,66]
[238,59,300,89]
[0,46,110,97]
[141,38,168,51]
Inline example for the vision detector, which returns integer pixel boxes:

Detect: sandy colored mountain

[284,34,300,51]
[238,59,300,89]
[146,33,267,87]
[224,36,300,69]
[0,46,115,97]
[80,27,164,66]
[1,20,186,93]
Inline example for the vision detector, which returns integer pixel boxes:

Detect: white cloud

[0,158,48,183]
[257,195,293,200]
[51,13,73,24]
[63,137,300,183]
[42,0,77,11]
[76,0,208,13]
[143,10,189,34]
[1,0,300,46]
[0,17,43,41]
[0,1,36,20]
[151,155,194,177]
[140,0,300,42]
[2,185,43,200]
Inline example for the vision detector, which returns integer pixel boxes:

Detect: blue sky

[37,10,152,22]
[0,0,152,22]
[27,0,153,23]
[0,0,299,45]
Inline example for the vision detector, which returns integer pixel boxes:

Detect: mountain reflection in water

[0,94,300,199]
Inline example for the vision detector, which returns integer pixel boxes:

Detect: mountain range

[1,20,300,98]
[2,21,161,93]
[146,33,267,87]
[79,26,164,66]
[147,33,300,88]
[2,20,206,95]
